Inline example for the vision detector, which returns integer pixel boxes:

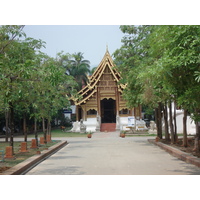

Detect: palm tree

[90,66,97,75]
[69,52,91,90]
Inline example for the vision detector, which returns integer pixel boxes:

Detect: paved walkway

[26,132,200,175]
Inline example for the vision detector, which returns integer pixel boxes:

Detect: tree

[90,66,97,75]
[142,25,200,146]
[113,25,166,139]
[151,25,200,147]
[0,25,25,54]
[69,52,91,90]
[0,25,77,151]
[0,25,45,150]
[114,25,200,150]
[29,53,77,143]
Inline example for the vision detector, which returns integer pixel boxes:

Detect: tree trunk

[158,102,162,139]
[42,118,47,144]
[42,117,46,133]
[34,117,38,147]
[182,109,188,147]
[47,119,51,135]
[193,121,200,152]
[5,110,9,142]
[197,122,200,152]
[47,118,51,140]
[46,119,49,135]
[163,102,170,141]
[23,113,27,142]
[169,101,175,144]
[9,102,15,154]
[155,103,162,139]
[155,107,158,136]
[173,102,177,142]
[49,122,51,139]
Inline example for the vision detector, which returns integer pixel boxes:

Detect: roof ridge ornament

[106,45,110,57]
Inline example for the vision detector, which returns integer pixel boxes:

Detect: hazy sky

[23,25,125,67]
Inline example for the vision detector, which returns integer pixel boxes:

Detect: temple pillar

[95,113,101,132]
[116,113,120,131]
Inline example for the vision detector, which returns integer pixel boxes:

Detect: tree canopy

[0,25,90,149]
[114,25,200,149]
[58,51,91,90]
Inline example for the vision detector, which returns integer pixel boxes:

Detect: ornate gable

[75,49,126,106]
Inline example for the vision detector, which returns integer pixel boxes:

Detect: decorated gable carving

[74,48,129,116]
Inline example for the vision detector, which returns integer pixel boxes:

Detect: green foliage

[57,51,91,90]
[114,25,200,122]
[0,25,78,129]
[0,25,26,54]
[194,71,200,82]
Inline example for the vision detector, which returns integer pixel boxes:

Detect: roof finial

[106,44,108,52]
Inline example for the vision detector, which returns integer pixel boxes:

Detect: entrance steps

[100,123,116,132]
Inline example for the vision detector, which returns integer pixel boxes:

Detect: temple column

[115,88,120,131]
[82,105,86,121]
[76,105,79,121]
[97,87,101,116]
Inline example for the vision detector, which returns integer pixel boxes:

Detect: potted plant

[87,131,92,138]
[120,131,126,138]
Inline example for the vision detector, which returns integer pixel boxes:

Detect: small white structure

[116,116,148,132]
[70,121,80,132]
[71,117,98,132]
[167,103,196,135]
[148,121,157,134]
[135,119,148,131]
[153,102,196,135]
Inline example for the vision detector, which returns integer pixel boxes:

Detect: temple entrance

[101,98,116,123]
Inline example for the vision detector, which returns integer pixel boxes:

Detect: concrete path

[26,132,200,175]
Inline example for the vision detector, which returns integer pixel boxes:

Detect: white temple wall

[166,102,196,135]
[84,118,98,132]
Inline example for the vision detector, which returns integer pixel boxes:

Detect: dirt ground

[0,166,10,173]
[161,137,200,158]
[0,140,60,174]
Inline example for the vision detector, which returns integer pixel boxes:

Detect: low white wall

[119,117,129,131]
[83,118,97,132]
[167,105,196,135]
[173,112,196,134]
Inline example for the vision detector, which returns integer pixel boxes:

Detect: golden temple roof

[75,48,126,105]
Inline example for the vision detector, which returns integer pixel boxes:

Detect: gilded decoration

[100,96,116,100]
[119,106,129,110]
[86,107,97,112]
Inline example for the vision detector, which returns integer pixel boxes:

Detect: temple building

[72,48,143,132]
